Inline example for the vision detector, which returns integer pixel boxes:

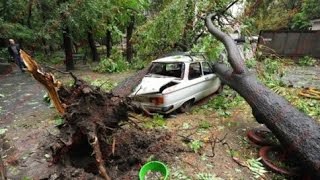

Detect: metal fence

[257,30,320,59]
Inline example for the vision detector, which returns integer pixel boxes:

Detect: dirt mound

[46,129,185,179]
[42,78,185,179]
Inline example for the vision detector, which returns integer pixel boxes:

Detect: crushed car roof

[153,55,204,63]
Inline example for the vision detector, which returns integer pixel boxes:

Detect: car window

[188,62,202,80]
[202,62,213,75]
[148,62,184,78]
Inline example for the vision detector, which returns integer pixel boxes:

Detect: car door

[201,62,221,96]
[185,62,207,101]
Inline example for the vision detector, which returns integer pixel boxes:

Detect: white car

[130,54,222,114]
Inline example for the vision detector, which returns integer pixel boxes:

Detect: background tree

[291,0,320,30]
[241,0,302,33]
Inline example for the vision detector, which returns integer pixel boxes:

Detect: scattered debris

[299,87,320,100]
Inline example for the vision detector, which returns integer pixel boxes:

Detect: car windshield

[148,62,184,78]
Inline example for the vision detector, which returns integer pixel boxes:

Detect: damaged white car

[130,54,222,114]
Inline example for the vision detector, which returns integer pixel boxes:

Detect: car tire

[179,99,193,113]
[216,84,224,94]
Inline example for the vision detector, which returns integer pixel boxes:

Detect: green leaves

[243,0,302,32]
[133,0,189,59]
[191,36,224,62]
[142,114,167,129]
[301,0,320,20]
[0,128,8,135]
[198,87,245,117]
[90,79,117,91]
[297,56,317,66]
[0,19,34,40]
[246,158,267,179]
[196,173,224,180]
[54,115,64,126]
[93,57,129,73]
[188,139,203,153]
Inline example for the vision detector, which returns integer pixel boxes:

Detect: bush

[90,79,117,91]
[263,58,284,74]
[297,56,316,66]
[0,48,10,62]
[245,58,257,69]
[93,57,129,73]
[131,57,148,70]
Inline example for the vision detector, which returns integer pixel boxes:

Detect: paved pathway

[281,66,320,89]
[0,67,51,126]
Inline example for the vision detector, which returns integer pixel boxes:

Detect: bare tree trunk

[38,0,49,56]
[0,155,6,180]
[87,29,100,62]
[126,16,135,63]
[106,30,112,58]
[41,38,49,55]
[63,27,74,71]
[27,0,33,28]
[205,13,320,177]
[0,133,7,180]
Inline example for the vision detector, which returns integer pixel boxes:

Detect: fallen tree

[20,51,131,180]
[18,12,320,178]
[205,13,320,176]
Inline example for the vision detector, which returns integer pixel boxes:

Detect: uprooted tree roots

[21,50,131,179]
[53,81,130,180]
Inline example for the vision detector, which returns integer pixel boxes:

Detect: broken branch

[20,50,65,115]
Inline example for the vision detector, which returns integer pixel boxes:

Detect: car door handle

[205,77,209,80]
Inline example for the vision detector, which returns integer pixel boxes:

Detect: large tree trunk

[106,30,112,58]
[63,27,74,71]
[126,16,135,63]
[205,14,320,176]
[87,29,100,62]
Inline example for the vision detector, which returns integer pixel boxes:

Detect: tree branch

[20,50,65,114]
[205,13,246,74]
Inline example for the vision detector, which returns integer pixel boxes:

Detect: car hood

[131,76,177,96]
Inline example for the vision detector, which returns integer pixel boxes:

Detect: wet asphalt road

[0,67,49,126]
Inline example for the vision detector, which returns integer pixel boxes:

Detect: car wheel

[179,100,193,113]
[216,84,224,94]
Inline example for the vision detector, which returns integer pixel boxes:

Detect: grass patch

[297,56,316,66]
[142,114,167,129]
[194,87,245,117]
